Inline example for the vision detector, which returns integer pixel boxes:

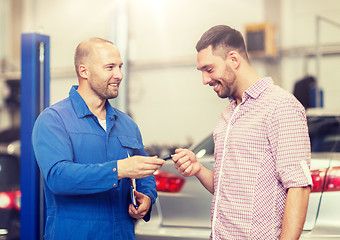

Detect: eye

[207,68,213,73]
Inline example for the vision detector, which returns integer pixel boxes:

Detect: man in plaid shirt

[173,25,312,240]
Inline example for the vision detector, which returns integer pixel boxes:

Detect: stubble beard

[218,73,236,99]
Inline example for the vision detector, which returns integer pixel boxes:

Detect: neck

[77,86,107,120]
[234,65,261,105]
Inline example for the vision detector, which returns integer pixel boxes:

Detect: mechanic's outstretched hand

[118,156,165,179]
[172,148,201,177]
[129,190,151,219]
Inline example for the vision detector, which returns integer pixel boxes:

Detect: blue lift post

[20,33,50,240]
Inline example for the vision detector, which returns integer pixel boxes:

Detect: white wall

[19,0,265,146]
[127,0,265,146]
[14,0,340,147]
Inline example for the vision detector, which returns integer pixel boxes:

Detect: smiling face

[77,40,124,101]
[85,43,123,100]
[197,45,237,99]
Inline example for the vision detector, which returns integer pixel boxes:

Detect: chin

[217,92,230,99]
[106,91,119,99]
[108,95,118,100]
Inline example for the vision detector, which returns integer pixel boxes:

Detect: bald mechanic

[32,38,165,240]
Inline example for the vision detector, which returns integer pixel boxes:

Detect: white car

[136,108,340,240]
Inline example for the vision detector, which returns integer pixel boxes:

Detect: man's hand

[128,190,152,219]
[118,156,165,179]
[173,148,214,194]
[172,148,201,177]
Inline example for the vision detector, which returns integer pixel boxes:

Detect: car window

[191,115,340,157]
[0,154,20,189]
[191,134,214,158]
[308,116,340,152]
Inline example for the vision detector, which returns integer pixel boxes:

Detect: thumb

[134,190,144,199]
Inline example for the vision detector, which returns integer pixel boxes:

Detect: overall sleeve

[133,131,158,222]
[32,108,118,195]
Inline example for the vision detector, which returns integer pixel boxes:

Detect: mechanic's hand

[129,190,151,219]
[118,155,165,179]
[172,148,201,177]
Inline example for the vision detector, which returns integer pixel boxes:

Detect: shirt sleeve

[268,96,313,191]
[32,108,119,195]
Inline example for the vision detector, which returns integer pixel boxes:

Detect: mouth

[209,81,220,92]
[108,83,119,89]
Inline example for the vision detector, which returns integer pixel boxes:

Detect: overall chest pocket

[117,135,144,156]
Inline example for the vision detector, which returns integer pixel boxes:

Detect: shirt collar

[227,77,273,108]
[69,85,117,120]
[244,77,273,100]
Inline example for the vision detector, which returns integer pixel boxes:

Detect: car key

[160,154,175,160]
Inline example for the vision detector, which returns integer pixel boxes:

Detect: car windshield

[192,115,340,158]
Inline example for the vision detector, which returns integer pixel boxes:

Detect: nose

[202,72,211,85]
[114,67,123,80]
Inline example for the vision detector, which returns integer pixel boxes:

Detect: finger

[179,164,193,177]
[129,204,138,215]
[175,148,186,154]
[130,206,146,219]
[173,150,188,162]
[136,156,165,166]
[148,156,166,165]
[174,157,188,169]
[183,164,193,175]
[134,190,144,200]
[135,207,147,217]
[178,160,191,172]
[177,155,190,165]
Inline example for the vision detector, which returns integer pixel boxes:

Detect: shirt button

[113,168,116,172]
[113,183,116,187]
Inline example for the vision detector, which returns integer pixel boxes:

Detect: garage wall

[127,0,265,146]
[280,0,340,109]
[18,0,266,146]
[2,0,339,146]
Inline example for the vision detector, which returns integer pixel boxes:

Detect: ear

[78,64,89,79]
[227,51,241,69]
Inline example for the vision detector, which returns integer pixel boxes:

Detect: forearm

[195,164,214,194]
[45,160,118,195]
[280,186,311,240]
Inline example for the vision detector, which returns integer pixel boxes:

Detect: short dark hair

[196,25,249,62]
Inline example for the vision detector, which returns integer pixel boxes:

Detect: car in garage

[0,153,20,240]
[135,108,340,240]
[0,128,20,240]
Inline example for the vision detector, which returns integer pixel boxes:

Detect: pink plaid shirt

[211,77,312,240]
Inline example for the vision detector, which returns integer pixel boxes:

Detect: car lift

[20,33,50,240]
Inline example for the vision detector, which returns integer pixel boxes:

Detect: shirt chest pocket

[117,135,144,157]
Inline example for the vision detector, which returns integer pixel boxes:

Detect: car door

[303,114,340,232]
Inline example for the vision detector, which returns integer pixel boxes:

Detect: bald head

[74,38,116,77]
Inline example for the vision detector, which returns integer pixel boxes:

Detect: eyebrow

[197,64,212,71]
[105,62,124,67]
